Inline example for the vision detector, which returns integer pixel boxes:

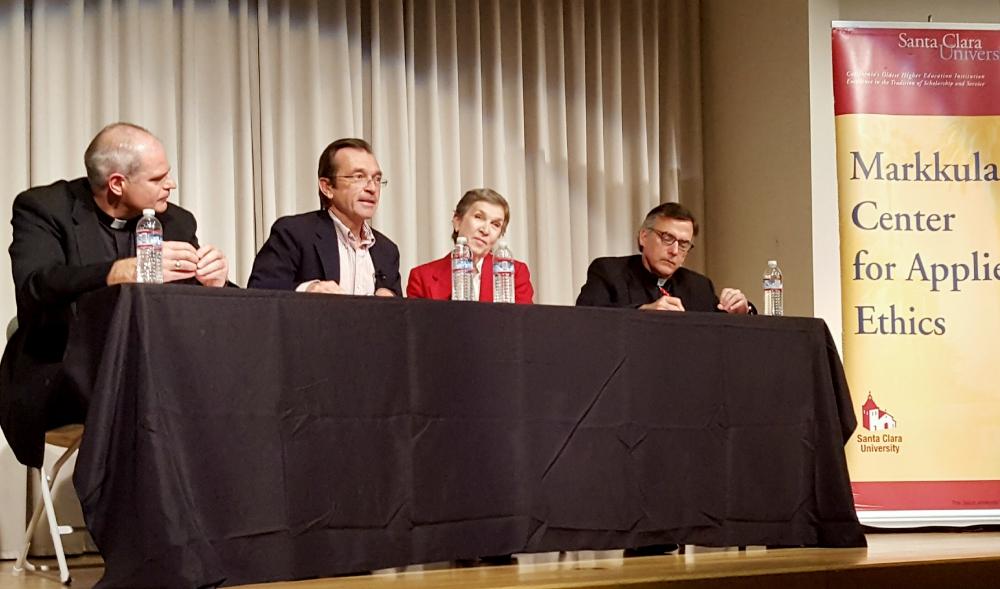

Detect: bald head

[85,122,176,218]
[84,122,159,192]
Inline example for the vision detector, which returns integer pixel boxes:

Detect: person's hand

[306,280,346,295]
[374,287,396,297]
[106,258,138,285]
[639,294,685,312]
[162,241,200,282]
[718,288,750,314]
[194,245,229,287]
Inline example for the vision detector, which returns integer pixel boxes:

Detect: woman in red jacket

[407,188,534,303]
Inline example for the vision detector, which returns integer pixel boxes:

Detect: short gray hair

[640,201,699,237]
[84,122,154,192]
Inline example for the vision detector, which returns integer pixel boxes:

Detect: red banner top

[832,27,1000,116]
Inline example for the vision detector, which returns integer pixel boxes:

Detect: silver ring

[174,260,181,270]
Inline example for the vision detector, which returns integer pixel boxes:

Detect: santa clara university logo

[862,392,897,432]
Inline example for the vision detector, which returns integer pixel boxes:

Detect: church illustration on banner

[861,393,896,432]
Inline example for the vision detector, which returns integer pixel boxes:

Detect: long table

[64,285,865,588]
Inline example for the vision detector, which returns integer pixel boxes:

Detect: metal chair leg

[11,435,82,585]
[39,467,71,584]
[12,468,44,575]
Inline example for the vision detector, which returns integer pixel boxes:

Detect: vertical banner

[833,22,1000,524]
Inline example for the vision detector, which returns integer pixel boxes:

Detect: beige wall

[701,0,814,317]
[837,0,999,23]
[807,0,842,342]
[701,0,999,338]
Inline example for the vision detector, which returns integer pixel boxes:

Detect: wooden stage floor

[2,532,999,589]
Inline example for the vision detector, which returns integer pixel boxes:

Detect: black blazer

[576,254,726,312]
[0,177,200,467]
[247,210,402,296]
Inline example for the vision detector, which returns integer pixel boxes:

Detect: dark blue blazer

[247,210,402,296]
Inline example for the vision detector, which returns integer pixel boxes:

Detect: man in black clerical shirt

[0,122,230,467]
[576,202,754,557]
[576,202,753,314]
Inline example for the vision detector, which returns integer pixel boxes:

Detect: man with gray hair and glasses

[576,202,754,314]
[0,122,230,467]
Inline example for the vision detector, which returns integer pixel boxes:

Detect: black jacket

[576,254,727,312]
[1,177,200,467]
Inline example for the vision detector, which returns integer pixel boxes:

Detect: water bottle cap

[456,236,468,244]
[767,260,777,267]
[142,208,156,217]
[497,239,508,248]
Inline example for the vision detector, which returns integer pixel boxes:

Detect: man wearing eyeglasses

[248,138,401,296]
[576,202,753,314]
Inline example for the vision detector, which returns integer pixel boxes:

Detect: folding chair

[12,424,85,585]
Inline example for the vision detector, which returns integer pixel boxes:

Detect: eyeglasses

[647,227,694,253]
[329,173,388,188]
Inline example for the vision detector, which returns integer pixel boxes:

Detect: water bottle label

[452,258,473,271]
[136,232,162,247]
[494,260,515,273]
[763,279,782,289]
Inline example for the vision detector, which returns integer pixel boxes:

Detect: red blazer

[407,253,534,303]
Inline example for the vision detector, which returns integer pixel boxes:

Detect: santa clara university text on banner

[832,22,1000,522]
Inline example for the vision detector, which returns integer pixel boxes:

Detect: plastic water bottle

[136,208,163,284]
[451,236,474,301]
[492,240,515,303]
[763,260,783,316]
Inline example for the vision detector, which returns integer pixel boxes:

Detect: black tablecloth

[65,285,864,588]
